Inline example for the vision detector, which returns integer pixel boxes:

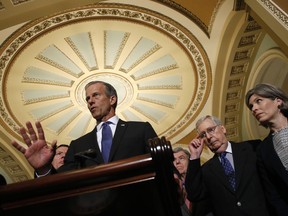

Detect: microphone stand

[74,149,98,169]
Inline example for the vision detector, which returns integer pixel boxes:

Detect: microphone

[74,149,98,168]
[75,149,97,158]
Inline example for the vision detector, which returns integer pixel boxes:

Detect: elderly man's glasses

[198,125,219,139]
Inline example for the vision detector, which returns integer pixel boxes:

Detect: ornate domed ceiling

[2,2,211,144]
[0,1,213,182]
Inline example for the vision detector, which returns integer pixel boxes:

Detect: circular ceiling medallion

[75,74,134,109]
[0,3,211,146]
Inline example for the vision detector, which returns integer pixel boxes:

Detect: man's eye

[199,133,204,138]
[207,128,213,133]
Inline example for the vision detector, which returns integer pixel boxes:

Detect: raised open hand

[11,121,57,173]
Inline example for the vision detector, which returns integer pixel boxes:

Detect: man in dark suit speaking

[11,80,160,215]
[11,80,157,174]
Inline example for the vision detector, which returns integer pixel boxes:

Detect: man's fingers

[11,141,26,154]
[35,121,45,141]
[19,127,32,147]
[51,140,57,148]
[26,121,38,142]
[190,139,201,148]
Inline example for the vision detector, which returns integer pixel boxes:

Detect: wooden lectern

[0,137,182,216]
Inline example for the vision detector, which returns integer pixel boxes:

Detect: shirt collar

[97,115,119,131]
[225,141,232,154]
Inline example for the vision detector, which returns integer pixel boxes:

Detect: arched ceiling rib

[0,1,212,182]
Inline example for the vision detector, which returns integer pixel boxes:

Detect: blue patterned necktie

[101,121,112,163]
[220,152,236,190]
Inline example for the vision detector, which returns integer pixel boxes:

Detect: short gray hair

[85,80,118,109]
[195,115,222,130]
[173,146,190,158]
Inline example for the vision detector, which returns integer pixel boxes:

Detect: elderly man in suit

[185,115,270,216]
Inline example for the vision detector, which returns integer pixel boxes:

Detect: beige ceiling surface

[0,0,287,184]
[2,4,211,146]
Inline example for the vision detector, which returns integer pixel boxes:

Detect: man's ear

[110,95,116,105]
[220,125,226,134]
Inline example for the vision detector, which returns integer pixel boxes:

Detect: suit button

[237,202,241,207]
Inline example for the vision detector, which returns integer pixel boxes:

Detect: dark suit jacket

[56,119,164,216]
[257,133,288,216]
[185,140,270,216]
[58,119,157,171]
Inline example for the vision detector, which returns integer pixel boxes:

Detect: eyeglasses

[198,125,219,139]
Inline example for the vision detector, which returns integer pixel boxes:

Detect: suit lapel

[88,126,103,164]
[208,155,234,192]
[231,142,247,191]
[87,126,99,148]
[109,119,127,161]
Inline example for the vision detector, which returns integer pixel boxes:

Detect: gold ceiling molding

[0,130,33,182]
[246,0,288,56]
[259,0,288,28]
[0,2,212,182]
[207,0,226,36]
[0,2,212,143]
[222,17,264,141]
[155,0,210,37]
[10,0,31,6]
[156,0,247,38]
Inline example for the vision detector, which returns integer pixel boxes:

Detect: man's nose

[87,97,94,105]
[205,132,212,139]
